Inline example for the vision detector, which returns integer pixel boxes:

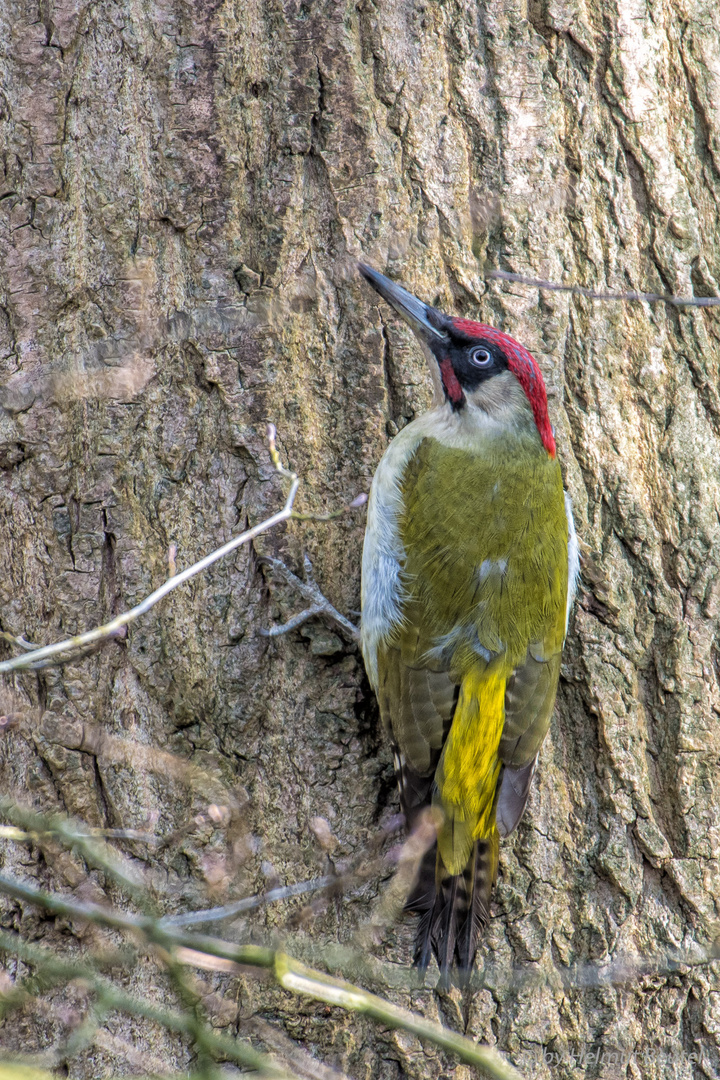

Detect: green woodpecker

[359,264,578,977]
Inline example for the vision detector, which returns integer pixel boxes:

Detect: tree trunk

[2,0,720,1075]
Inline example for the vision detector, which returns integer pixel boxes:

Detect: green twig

[0,873,524,1080]
[0,931,292,1079]
[274,953,524,1080]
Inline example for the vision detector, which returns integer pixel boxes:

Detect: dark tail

[405,829,499,980]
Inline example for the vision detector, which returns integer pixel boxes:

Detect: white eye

[470,347,492,367]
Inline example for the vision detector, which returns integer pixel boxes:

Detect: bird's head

[358,263,555,457]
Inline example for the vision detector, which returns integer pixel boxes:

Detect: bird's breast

[360,411,568,683]
[398,433,568,672]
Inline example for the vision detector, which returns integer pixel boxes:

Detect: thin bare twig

[487,269,720,307]
[0,425,299,674]
[290,492,367,523]
[283,814,404,930]
[7,636,128,672]
[159,875,337,928]
[81,827,160,844]
[0,798,145,900]
[163,816,403,930]
[0,632,38,652]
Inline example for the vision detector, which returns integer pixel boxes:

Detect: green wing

[376,643,456,828]
[496,648,562,835]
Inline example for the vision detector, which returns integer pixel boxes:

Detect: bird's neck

[416,389,544,458]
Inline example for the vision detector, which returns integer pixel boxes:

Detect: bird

[358,263,578,979]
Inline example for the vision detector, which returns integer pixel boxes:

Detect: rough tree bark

[2,0,720,1076]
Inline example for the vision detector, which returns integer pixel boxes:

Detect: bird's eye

[470,347,492,367]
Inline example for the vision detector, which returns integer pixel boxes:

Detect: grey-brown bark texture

[2,0,720,1076]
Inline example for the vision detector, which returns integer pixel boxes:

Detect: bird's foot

[260,554,360,644]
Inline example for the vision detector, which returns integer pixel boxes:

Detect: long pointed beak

[358,264,448,341]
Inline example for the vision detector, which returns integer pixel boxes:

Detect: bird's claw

[260,556,360,644]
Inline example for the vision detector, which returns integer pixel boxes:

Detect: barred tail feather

[405,829,499,979]
[431,867,461,978]
[405,843,437,971]
[456,830,499,972]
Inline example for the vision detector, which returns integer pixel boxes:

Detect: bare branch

[283,815,404,930]
[80,827,160,844]
[290,492,367,523]
[9,635,128,671]
[0,797,146,900]
[163,816,403,930]
[159,875,337,928]
[487,269,720,307]
[0,425,299,674]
